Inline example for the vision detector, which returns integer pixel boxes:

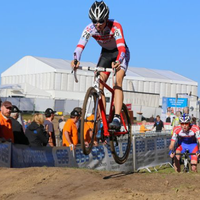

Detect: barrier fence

[0,142,11,167]
[0,132,172,172]
[133,132,172,172]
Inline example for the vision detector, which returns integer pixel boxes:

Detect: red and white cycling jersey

[74,19,128,64]
[171,125,200,144]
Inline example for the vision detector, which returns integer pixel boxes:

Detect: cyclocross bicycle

[175,149,196,172]
[72,66,132,164]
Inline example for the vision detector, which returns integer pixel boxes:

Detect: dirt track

[1,166,200,200]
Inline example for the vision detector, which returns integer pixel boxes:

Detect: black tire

[183,158,190,173]
[186,162,190,172]
[110,103,132,164]
[80,87,99,155]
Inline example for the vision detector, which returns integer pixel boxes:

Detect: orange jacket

[139,125,149,133]
[62,119,78,146]
[84,114,95,143]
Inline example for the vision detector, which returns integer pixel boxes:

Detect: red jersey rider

[71,1,130,130]
[169,114,200,172]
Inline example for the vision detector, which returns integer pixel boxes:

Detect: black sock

[114,114,120,120]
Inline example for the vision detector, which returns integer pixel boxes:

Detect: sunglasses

[6,107,12,110]
[180,123,190,125]
[92,19,105,25]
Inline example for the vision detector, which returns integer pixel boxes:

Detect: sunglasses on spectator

[92,19,106,25]
[6,106,12,110]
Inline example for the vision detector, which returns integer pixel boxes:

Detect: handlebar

[175,152,197,156]
[71,66,116,84]
[76,66,114,72]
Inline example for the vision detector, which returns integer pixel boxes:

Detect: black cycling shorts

[97,48,118,68]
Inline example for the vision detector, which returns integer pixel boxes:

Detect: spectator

[44,108,56,147]
[149,115,155,122]
[58,115,64,124]
[166,112,171,123]
[0,101,14,143]
[58,116,65,141]
[183,106,189,114]
[83,108,99,147]
[191,117,197,125]
[171,111,181,134]
[141,115,146,121]
[62,110,80,149]
[84,112,95,147]
[139,120,150,133]
[151,115,165,132]
[171,116,175,126]
[27,119,31,127]
[73,107,82,143]
[9,105,29,145]
[58,115,64,140]
[24,120,28,129]
[25,113,49,147]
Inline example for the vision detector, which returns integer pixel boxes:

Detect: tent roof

[0,83,51,98]
[1,55,197,85]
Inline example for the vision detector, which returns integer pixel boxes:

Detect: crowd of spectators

[0,99,57,147]
[0,98,199,149]
[0,99,85,150]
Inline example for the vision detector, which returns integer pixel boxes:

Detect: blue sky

[0,0,200,95]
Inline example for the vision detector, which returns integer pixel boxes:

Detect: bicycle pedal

[108,129,120,134]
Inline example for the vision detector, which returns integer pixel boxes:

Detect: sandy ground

[1,165,200,200]
[4,116,197,200]
[6,117,196,199]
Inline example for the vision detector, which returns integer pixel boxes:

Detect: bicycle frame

[73,66,129,137]
[94,73,129,137]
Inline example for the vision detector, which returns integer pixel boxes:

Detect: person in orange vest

[62,110,81,150]
[0,101,14,143]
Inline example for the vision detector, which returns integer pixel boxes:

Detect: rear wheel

[110,103,132,164]
[81,87,99,155]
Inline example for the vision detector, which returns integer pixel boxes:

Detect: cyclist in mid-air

[169,114,200,172]
[71,1,130,130]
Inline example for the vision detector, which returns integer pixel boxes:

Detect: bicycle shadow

[103,171,134,180]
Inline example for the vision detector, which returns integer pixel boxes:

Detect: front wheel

[80,87,99,155]
[110,103,132,164]
[183,158,190,173]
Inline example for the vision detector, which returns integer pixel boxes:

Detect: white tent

[1,55,198,117]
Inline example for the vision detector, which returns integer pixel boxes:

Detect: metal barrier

[0,131,173,172]
[132,131,172,172]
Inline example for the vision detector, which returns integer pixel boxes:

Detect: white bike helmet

[89,1,109,23]
[179,114,191,123]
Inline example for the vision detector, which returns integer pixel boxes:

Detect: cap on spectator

[1,101,12,109]
[11,105,22,113]
[45,108,56,115]
[73,107,82,115]
[70,110,81,117]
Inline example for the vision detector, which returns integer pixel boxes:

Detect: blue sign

[167,98,188,108]
[12,145,55,167]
